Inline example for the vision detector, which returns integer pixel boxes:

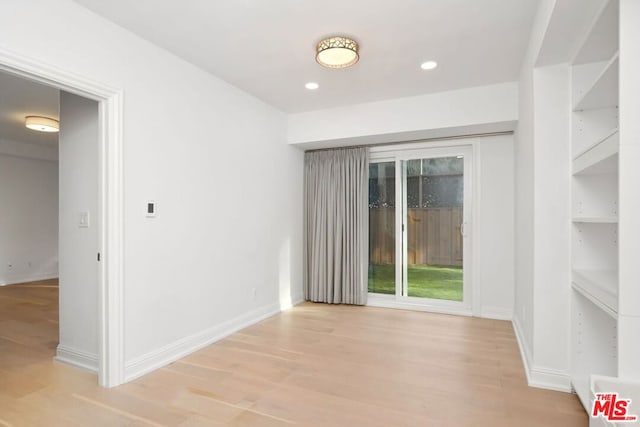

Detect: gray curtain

[304,147,369,305]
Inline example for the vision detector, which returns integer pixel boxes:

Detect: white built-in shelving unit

[570,0,620,411]
[571,0,640,418]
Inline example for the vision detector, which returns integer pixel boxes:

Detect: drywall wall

[56,91,99,370]
[0,0,303,382]
[532,63,571,379]
[0,153,58,285]
[477,135,515,319]
[287,82,518,149]
[0,138,58,162]
[514,0,575,392]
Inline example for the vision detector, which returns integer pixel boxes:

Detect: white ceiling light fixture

[305,82,319,90]
[316,36,359,69]
[25,116,59,132]
[420,61,438,70]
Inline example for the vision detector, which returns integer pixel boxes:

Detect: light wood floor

[0,279,587,426]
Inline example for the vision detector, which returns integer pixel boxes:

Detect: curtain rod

[304,131,514,153]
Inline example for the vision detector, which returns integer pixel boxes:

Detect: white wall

[288,82,518,149]
[514,0,574,392]
[477,136,515,319]
[0,138,58,162]
[56,91,99,370]
[0,0,303,381]
[0,153,58,285]
[532,64,571,379]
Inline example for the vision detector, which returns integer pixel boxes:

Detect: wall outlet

[251,288,257,300]
[7,262,12,269]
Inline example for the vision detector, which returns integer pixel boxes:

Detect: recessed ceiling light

[316,36,359,69]
[305,82,319,90]
[420,61,438,70]
[25,116,59,132]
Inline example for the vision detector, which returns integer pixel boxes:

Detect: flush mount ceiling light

[305,82,319,90]
[316,36,359,69]
[25,116,59,132]
[420,60,438,70]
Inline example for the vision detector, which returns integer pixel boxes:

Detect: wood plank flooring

[0,279,587,426]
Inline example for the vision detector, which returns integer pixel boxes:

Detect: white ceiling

[72,0,540,113]
[0,71,59,146]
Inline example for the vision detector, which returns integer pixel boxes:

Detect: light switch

[146,201,156,218]
[78,211,90,228]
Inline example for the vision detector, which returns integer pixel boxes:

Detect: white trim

[124,302,288,383]
[0,47,125,387]
[529,367,572,392]
[513,316,534,385]
[291,294,305,307]
[367,293,473,317]
[479,306,513,320]
[0,273,58,286]
[55,345,99,372]
[512,317,572,393]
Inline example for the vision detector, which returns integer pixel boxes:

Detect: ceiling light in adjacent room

[420,61,438,70]
[305,82,319,90]
[316,36,359,69]
[25,116,59,132]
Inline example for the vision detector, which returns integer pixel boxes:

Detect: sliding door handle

[460,222,466,237]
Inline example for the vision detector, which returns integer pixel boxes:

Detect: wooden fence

[369,207,463,267]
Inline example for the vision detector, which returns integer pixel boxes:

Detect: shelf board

[574,53,619,111]
[573,217,618,224]
[572,269,618,318]
[573,0,619,65]
[573,129,619,175]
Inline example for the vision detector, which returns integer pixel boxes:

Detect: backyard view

[368,264,463,301]
[369,157,464,302]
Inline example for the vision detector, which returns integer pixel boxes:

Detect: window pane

[407,157,463,301]
[368,162,395,294]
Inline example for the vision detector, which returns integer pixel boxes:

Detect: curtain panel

[303,147,369,305]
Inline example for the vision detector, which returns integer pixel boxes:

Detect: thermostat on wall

[146,201,156,217]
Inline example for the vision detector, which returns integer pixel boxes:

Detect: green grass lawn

[368,264,463,301]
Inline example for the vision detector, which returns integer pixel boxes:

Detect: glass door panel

[404,157,464,301]
[368,161,396,294]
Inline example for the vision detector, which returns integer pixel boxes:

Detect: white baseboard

[512,317,572,393]
[1,273,58,286]
[55,345,98,372]
[480,305,513,320]
[529,366,572,392]
[124,301,287,383]
[367,294,473,317]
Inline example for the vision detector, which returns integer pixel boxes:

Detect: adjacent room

[0,0,638,426]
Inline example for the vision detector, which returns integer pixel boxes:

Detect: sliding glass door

[368,146,472,310]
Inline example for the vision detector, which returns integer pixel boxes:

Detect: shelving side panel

[572,108,618,157]
[572,291,618,411]
[572,173,618,219]
[572,223,618,271]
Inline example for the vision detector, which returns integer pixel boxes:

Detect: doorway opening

[0,48,124,387]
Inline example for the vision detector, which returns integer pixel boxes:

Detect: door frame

[0,48,125,387]
[368,139,480,317]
